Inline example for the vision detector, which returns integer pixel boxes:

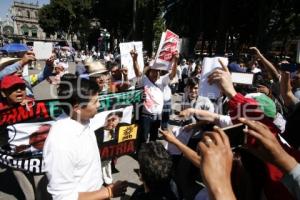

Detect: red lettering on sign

[100,140,136,160]
[35,103,49,119]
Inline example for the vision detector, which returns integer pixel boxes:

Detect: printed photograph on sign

[91,106,136,160]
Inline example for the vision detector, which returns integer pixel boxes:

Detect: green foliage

[165,0,300,55]
[39,0,93,44]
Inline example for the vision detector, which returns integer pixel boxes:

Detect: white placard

[33,42,53,60]
[199,57,228,100]
[231,72,254,85]
[119,41,144,80]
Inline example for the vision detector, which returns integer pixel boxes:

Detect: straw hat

[0,57,21,70]
[86,61,108,77]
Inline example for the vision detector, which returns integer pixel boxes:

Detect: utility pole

[133,0,136,40]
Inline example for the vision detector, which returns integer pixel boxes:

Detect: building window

[27,10,30,18]
[3,26,14,35]
[21,25,29,36]
[31,26,38,38]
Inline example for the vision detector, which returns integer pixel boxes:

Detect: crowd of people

[0,44,300,200]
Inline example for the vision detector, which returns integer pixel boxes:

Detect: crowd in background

[0,44,300,200]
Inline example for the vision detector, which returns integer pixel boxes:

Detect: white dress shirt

[43,117,103,200]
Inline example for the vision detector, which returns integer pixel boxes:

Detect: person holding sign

[43,78,128,200]
[131,48,178,147]
[0,74,50,200]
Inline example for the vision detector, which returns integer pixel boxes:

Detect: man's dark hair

[106,111,123,119]
[185,77,199,89]
[58,78,99,115]
[138,141,173,191]
[106,61,120,71]
[57,73,77,94]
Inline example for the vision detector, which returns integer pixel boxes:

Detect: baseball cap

[0,75,25,90]
[245,93,276,119]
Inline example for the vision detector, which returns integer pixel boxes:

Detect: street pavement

[0,61,183,199]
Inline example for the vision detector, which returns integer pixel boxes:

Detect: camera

[221,123,247,148]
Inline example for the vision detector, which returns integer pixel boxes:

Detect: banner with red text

[0,89,143,174]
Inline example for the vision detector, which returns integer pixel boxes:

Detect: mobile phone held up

[221,123,247,149]
[279,63,299,72]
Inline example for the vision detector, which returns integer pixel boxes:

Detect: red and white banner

[153,30,180,70]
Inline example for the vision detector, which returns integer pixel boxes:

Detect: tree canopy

[38,0,300,56]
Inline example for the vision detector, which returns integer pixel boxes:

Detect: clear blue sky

[0,0,49,19]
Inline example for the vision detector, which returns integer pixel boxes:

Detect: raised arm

[159,129,201,168]
[0,51,36,80]
[280,71,299,107]
[179,108,232,128]
[169,52,179,80]
[250,47,280,81]
[130,48,142,77]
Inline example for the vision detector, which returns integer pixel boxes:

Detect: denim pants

[139,113,161,145]
[161,100,171,130]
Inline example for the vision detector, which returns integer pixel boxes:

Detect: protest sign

[0,89,143,174]
[92,107,137,161]
[153,30,180,70]
[33,41,53,60]
[119,41,144,80]
[199,57,228,99]
[231,72,254,85]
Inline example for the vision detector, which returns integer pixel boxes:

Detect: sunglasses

[6,84,26,92]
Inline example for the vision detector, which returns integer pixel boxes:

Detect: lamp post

[100,29,110,53]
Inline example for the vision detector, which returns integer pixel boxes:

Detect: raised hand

[207,59,237,98]
[20,51,36,66]
[130,46,138,61]
[197,126,236,200]
[159,128,178,144]
[239,118,297,173]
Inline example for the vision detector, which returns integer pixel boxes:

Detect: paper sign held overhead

[231,72,254,85]
[199,57,229,100]
[33,42,53,60]
[152,30,180,70]
[119,41,144,80]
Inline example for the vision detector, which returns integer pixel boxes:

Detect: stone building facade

[11,1,46,40]
[0,1,66,45]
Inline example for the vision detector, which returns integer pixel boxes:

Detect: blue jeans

[138,113,161,145]
[161,100,171,130]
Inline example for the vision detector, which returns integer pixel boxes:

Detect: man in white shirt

[130,49,177,147]
[43,78,128,200]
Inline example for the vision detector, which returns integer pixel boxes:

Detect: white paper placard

[33,42,53,60]
[119,41,144,80]
[231,72,254,85]
[199,57,228,99]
